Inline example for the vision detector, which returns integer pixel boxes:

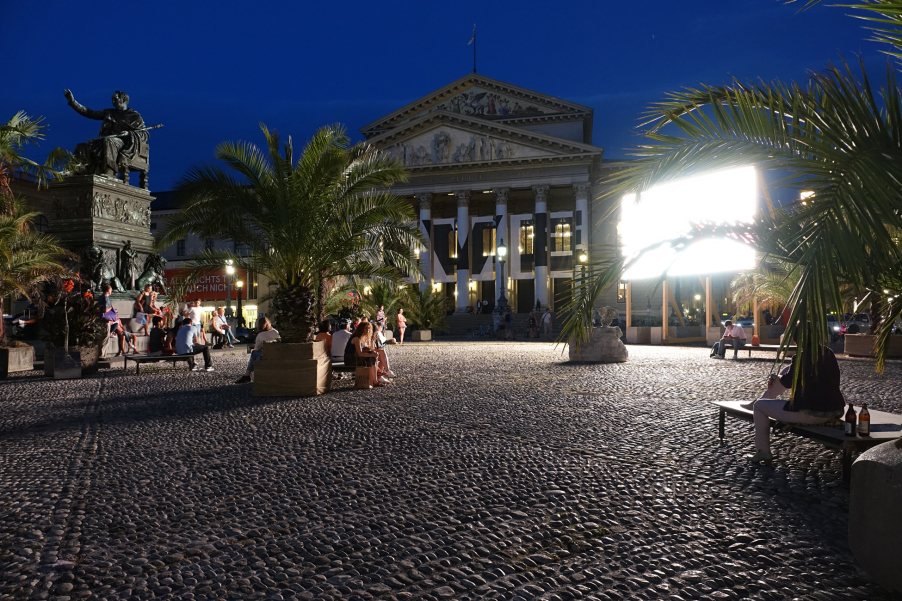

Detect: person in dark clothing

[147,316,167,356]
[749,346,846,463]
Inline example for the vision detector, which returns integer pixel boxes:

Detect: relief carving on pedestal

[53,191,151,227]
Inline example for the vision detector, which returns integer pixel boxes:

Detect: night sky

[4,1,885,203]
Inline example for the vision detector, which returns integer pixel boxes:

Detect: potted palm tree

[44,280,106,376]
[157,124,420,396]
[401,285,451,342]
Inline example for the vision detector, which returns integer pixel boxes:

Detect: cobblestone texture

[1,343,901,600]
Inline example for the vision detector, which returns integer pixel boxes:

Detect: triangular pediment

[361,74,592,138]
[367,110,601,169]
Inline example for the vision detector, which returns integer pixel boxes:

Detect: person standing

[175,319,214,371]
[396,308,407,345]
[716,319,748,359]
[476,300,482,314]
[188,299,208,346]
[541,308,553,341]
[528,312,538,339]
[376,305,386,329]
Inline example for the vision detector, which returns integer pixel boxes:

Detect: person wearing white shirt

[331,320,353,363]
[716,319,748,359]
[235,316,280,383]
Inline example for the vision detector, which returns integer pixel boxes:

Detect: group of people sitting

[234,315,396,388]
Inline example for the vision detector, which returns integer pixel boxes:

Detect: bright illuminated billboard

[619,166,757,279]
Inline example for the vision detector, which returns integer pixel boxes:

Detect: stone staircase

[442,313,565,339]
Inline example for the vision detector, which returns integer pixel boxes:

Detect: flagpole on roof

[468,24,476,73]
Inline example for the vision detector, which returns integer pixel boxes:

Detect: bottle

[845,403,857,437]
[858,403,870,437]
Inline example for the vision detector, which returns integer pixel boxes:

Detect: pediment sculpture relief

[388,130,516,167]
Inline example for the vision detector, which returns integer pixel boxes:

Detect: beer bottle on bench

[845,403,857,437]
[857,403,870,437]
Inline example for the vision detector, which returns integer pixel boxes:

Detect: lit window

[482,226,496,257]
[449,228,457,259]
[520,221,534,255]
[617,280,627,303]
[552,219,572,252]
[176,239,185,257]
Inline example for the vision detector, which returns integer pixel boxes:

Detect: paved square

[1,344,901,600]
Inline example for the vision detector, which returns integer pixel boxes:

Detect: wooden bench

[743,344,796,358]
[714,400,902,486]
[124,353,195,375]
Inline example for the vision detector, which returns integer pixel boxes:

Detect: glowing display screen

[619,166,757,279]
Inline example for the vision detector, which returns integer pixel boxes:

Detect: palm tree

[359,281,403,322]
[0,196,71,345]
[401,285,451,334]
[1,111,71,197]
[563,57,902,381]
[730,262,801,314]
[157,124,420,343]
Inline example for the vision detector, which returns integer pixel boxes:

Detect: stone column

[493,188,510,308]
[415,193,433,292]
[533,185,550,310]
[455,190,471,313]
[573,182,590,256]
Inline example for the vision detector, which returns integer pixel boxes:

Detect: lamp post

[225,260,235,311]
[236,280,244,329]
[496,238,509,311]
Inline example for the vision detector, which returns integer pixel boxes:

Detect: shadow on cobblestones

[1,344,900,600]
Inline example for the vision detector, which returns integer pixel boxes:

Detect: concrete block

[650,327,663,345]
[627,327,651,344]
[254,342,331,397]
[849,440,902,593]
[412,330,432,342]
[0,345,34,377]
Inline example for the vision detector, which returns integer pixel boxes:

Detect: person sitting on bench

[147,315,167,357]
[716,319,747,359]
[235,316,279,384]
[331,320,353,363]
[175,318,214,372]
[211,306,236,348]
[748,345,845,464]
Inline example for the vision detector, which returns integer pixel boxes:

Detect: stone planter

[253,340,331,397]
[0,344,35,378]
[47,348,82,380]
[569,327,628,363]
[626,327,651,344]
[44,345,98,376]
[845,333,902,358]
[411,330,432,342]
[649,327,663,345]
[849,439,902,593]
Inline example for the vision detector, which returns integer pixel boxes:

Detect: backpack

[711,341,720,356]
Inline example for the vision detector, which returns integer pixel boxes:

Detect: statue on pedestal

[83,245,124,292]
[118,240,138,290]
[569,306,629,363]
[63,89,156,189]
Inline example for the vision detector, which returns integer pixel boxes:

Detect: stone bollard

[848,439,902,594]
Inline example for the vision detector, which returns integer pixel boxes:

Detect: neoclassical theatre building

[362,74,622,314]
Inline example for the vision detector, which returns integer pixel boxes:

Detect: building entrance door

[516,279,535,314]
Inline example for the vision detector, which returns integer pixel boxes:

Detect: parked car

[841,313,871,335]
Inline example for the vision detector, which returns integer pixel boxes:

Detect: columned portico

[494,187,509,306]
[455,190,471,313]
[533,185,550,310]
[416,193,433,292]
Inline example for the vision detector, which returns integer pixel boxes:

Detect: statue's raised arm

[64,90,148,182]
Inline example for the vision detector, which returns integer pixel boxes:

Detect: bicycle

[469,324,497,339]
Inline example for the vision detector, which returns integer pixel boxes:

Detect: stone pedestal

[253,340,331,397]
[569,327,628,363]
[849,439,902,593]
[46,175,155,287]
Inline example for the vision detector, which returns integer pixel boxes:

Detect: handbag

[102,308,118,322]
[134,312,147,325]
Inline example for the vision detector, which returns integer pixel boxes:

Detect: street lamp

[578,251,588,264]
[496,238,509,310]
[236,280,244,329]
[225,260,235,310]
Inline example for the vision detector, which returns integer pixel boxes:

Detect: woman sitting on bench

[235,316,279,384]
[344,322,383,388]
[749,345,845,464]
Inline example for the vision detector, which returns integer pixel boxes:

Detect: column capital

[454,190,471,208]
[532,184,550,204]
[493,187,510,205]
[415,193,433,211]
[572,182,590,200]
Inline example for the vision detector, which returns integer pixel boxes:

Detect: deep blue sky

[4,0,887,201]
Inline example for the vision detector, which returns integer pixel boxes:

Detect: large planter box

[649,327,663,345]
[626,327,651,344]
[44,346,99,376]
[411,330,432,342]
[47,349,81,380]
[0,345,35,378]
[253,340,331,397]
[845,334,902,358]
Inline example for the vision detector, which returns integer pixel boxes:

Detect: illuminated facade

[362,74,619,314]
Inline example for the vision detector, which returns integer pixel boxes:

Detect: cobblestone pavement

[1,344,901,601]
